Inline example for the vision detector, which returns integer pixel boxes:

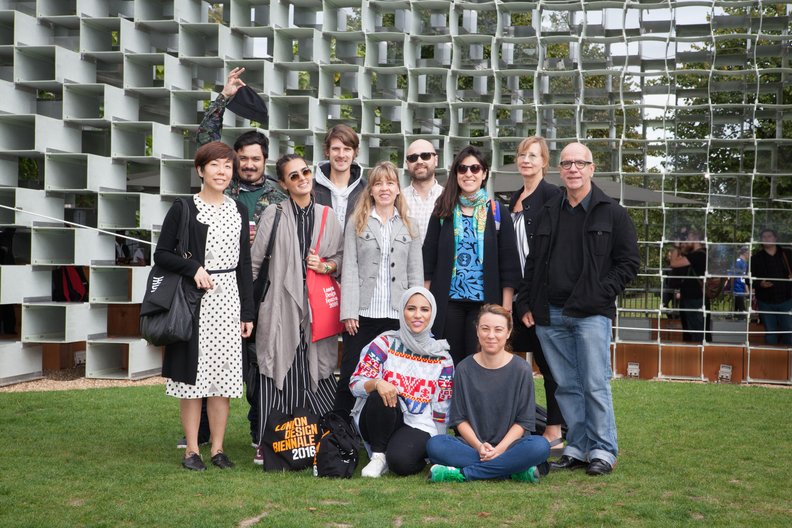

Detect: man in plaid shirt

[196,67,286,238]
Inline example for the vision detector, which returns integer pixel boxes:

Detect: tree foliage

[663,4,792,242]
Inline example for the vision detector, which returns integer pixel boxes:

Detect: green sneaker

[510,466,540,483]
[429,464,466,483]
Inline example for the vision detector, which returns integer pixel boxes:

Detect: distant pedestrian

[750,229,792,345]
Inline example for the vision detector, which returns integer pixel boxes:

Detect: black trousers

[444,300,483,366]
[358,391,430,476]
[242,339,260,444]
[334,316,399,416]
[680,297,712,342]
[197,398,210,444]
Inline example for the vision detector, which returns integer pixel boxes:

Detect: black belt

[207,268,235,274]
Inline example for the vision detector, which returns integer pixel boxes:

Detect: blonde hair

[352,161,415,238]
[516,136,550,176]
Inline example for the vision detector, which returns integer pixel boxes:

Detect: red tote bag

[306,207,344,342]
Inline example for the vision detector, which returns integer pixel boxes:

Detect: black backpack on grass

[313,411,359,478]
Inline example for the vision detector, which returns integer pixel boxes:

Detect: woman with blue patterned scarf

[422,146,521,365]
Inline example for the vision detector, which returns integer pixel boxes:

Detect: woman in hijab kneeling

[349,287,454,477]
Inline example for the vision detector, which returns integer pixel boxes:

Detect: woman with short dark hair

[158,141,254,471]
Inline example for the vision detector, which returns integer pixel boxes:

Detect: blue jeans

[757,298,792,345]
[536,306,618,466]
[426,434,550,481]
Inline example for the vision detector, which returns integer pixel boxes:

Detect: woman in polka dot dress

[155,141,254,471]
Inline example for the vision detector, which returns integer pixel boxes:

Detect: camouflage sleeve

[196,93,229,147]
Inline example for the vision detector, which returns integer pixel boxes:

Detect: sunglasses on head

[456,163,483,175]
[406,152,436,163]
[287,166,313,181]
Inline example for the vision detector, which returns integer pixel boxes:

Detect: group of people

[666,228,792,345]
[152,68,641,480]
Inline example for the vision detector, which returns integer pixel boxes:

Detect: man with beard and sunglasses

[403,139,444,242]
[193,67,286,462]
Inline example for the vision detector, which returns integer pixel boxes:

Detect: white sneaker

[361,452,389,478]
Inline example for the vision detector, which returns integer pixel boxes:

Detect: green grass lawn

[1,380,790,527]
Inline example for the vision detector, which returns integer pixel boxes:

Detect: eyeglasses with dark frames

[287,166,313,181]
[406,152,437,163]
[559,160,593,170]
[456,163,483,175]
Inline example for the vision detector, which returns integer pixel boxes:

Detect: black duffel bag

[140,198,204,346]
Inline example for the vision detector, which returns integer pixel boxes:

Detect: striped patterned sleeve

[431,356,455,430]
[349,335,389,398]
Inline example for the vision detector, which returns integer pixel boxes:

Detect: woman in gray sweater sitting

[426,304,550,482]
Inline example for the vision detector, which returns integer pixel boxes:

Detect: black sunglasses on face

[287,166,313,181]
[406,152,436,163]
[456,164,482,175]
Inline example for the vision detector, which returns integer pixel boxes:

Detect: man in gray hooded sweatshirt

[313,124,366,231]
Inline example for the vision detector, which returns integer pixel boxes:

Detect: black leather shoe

[211,451,235,469]
[586,458,613,476]
[182,452,206,471]
[550,455,587,471]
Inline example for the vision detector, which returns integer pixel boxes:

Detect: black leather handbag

[140,198,204,346]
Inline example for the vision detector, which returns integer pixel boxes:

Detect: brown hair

[324,124,359,153]
[351,161,415,237]
[476,304,513,352]
[516,136,550,176]
[432,145,490,218]
[194,141,238,175]
[476,304,513,333]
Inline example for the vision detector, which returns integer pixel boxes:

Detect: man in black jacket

[750,228,792,345]
[516,142,639,476]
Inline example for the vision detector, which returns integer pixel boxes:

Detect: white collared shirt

[360,209,400,320]
[403,181,443,242]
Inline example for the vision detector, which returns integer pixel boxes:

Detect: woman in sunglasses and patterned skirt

[423,146,520,365]
[250,154,344,461]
